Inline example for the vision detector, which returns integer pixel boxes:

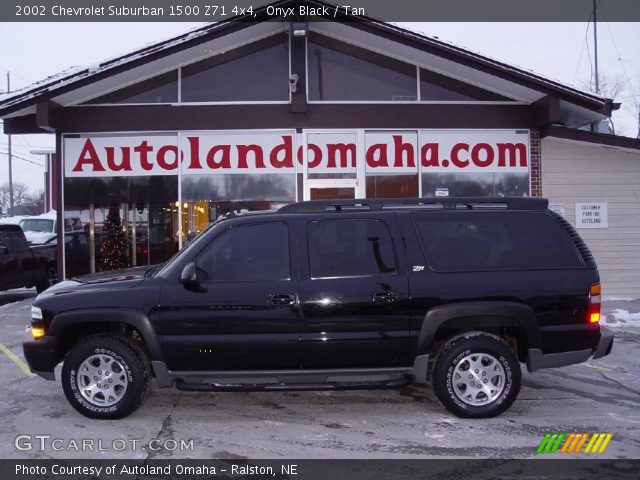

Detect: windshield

[20,219,54,233]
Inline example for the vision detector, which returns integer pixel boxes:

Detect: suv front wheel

[432,332,521,418]
[62,334,150,419]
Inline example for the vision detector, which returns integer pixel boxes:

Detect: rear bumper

[23,336,59,380]
[526,328,614,372]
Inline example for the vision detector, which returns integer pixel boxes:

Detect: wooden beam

[36,101,61,132]
[531,96,561,128]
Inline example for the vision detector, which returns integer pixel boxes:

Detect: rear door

[297,213,412,368]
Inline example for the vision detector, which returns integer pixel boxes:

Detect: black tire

[35,264,57,293]
[62,334,150,419]
[432,332,521,418]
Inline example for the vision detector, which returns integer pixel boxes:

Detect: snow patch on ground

[606,309,640,325]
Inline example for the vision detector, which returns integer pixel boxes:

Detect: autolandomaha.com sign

[64,130,529,177]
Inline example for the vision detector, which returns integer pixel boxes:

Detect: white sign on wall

[575,202,608,228]
[64,130,529,177]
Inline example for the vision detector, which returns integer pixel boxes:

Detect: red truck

[0,224,57,293]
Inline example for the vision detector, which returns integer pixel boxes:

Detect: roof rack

[278,197,548,214]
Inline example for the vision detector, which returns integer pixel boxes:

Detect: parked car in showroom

[23,197,613,419]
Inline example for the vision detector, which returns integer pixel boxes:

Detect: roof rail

[278,197,548,214]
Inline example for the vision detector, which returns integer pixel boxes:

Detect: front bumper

[526,328,614,372]
[23,336,59,380]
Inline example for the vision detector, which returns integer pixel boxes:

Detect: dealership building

[1,1,639,296]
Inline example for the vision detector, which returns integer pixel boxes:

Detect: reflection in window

[84,71,178,104]
[421,172,530,197]
[181,34,289,102]
[180,174,296,241]
[308,219,397,278]
[420,69,511,101]
[197,223,290,282]
[308,34,417,101]
[64,175,179,274]
[495,172,529,197]
[366,174,419,198]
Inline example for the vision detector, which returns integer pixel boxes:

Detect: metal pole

[593,0,599,94]
[6,72,13,214]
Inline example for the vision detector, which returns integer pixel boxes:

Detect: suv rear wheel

[62,334,150,419]
[432,332,521,418]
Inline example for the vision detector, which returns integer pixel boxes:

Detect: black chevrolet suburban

[23,197,614,419]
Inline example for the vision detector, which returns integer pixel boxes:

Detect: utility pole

[593,0,599,94]
[6,72,13,214]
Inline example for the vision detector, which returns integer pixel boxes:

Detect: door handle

[269,293,296,306]
[373,291,398,303]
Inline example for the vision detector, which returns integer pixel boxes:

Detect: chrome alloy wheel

[451,353,506,406]
[77,354,128,407]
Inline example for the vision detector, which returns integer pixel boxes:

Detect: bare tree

[28,189,45,213]
[0,182,30,210]
[628,80,640,139]
[582,72,628,134]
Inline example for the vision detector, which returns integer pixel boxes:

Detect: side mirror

[0,245,8,255]
[179,262,207,292]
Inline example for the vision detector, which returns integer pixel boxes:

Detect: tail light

[588,282,601,323]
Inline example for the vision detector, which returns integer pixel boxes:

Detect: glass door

[302,130,364,201]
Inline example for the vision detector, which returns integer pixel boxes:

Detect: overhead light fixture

[291,22,308,37]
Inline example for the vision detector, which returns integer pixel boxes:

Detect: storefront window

[181,34,289,102]
[84,71,179,104]
[64,176,179,275]
[365,131,418,198]
[181,174,296,242]
[366,175,419,198]
[420,69,510,101]
[495,172,530,196]
[308,34,417,101]
[421,172,529,197]
[61,129,528,277]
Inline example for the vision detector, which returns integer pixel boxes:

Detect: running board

[175,378,411,392]
[150,360,428,389]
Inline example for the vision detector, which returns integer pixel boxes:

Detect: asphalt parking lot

[1,290,639,460]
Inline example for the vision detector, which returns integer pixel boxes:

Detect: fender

[417,301,540,356]
[49,308,163,360]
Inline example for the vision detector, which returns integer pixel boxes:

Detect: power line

[0,66,32,86]
[604,22,630,82]
[0,150,44,167]
[0,142,55,149]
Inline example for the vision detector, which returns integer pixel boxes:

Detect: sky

[0,21,639,192]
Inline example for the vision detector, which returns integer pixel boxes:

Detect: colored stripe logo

[537,433,613,454]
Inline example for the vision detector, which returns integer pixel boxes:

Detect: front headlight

[31,306,43,321]
[30,306,45,340]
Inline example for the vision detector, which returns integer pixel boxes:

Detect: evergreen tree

[99,207,129,271]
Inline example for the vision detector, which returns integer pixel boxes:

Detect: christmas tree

[99,207,129,271]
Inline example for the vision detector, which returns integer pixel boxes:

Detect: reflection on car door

[157,221,302,371]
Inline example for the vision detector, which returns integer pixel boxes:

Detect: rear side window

[308,219,397,278]
[412,211,583,271]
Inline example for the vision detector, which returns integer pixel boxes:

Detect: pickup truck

[0,224,57,293]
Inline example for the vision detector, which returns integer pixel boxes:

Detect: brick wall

[530,129,541,197]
